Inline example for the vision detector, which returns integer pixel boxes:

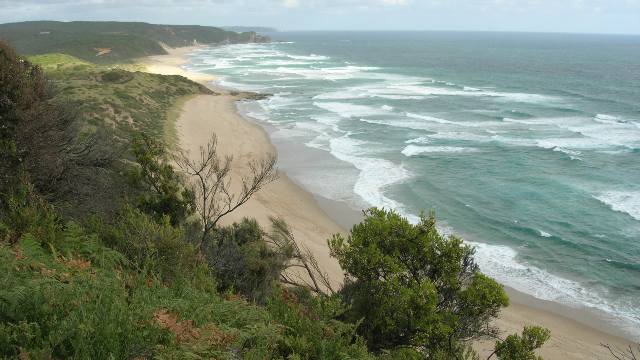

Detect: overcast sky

[1,0,639,34]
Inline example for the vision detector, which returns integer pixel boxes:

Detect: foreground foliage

[0,193,375,359]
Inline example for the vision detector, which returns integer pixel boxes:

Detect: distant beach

[140,44,636,359]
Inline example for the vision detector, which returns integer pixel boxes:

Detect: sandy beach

[140,46,636,359]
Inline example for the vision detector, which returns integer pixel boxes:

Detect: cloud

[0,0,638,33]
[380,0,408,5]
[282,0,300,7]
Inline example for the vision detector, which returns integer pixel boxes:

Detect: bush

[100,69,133,83]
[1,41,117,219]
[0,40,48,203]
[203,218,291,303]
[494,326,551,360]
[0,233,155,359]
[329,208,510,357]
[130,134,195,226]
[266,288,374,359]
[90,205,201,284]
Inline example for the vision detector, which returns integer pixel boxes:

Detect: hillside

[0,21,269,63]
[24,52,212,219]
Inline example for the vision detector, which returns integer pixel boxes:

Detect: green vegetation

[493,327,551,360]
[25,47,211,219]
[0,21,269,64]
[330,209,510,357]
[27,53,91,71]
[0,41,550,359]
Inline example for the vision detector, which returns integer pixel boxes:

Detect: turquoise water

[185,32,640,338]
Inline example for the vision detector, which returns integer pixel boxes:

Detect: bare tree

[177,132,277,245]
[266,217,336,296]
[602,343,639,360]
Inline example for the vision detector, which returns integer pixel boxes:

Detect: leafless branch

[176,132,277,246]
[602,343,639,360]
[267,217,335,296]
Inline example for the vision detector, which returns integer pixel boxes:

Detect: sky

[1,0,640,34]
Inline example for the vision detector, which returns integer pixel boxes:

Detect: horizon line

[1,20,638,37]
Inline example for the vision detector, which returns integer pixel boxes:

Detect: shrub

[329,208,510,357]
[493,326,551,360]
[0,234,157,359]
[0,41,48,203]
[266,288,374,359]
[100,69,133,83]
[93,205,200,284]
[203,218,290,303]
[130,134,195,226]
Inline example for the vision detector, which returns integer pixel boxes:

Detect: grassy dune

[25,53,212,219]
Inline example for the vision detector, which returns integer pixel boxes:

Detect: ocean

[184,31,640,339]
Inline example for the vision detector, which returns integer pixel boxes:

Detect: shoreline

[139,45,636,358]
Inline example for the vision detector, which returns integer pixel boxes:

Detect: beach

[141,46,636,359]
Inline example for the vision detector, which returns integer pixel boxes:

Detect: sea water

[185,31,640,339]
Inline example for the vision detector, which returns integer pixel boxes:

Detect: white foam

[360,118,438,132]
[329,135,411,210]
[402,145,477,156]
[287,54,330,61]
[216,78,266,92]
[406,112,504,128]
[270,127,309,139]
[313,83,428,101]
[506,116,640,150]
[553,147,582,160]
[566,122,640,149]
[427,132,491,142]
[594,114,622,124]
[259,93,299,110]
[244,111,269,122]
[313,102,392,118]
[386,84,559,104]
[594,191,640,221]
[536,137,610,151]
[375,94,426,100]
[469,241,640,336]
[305,133,332,151]
[539,230,552,237]
[405,112,466,126]
[249,65,378,81]
[259,59,315,66]
[405,136,431,144]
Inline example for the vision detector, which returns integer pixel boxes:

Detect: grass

[0,196,374,359]
[41,56,211,148]
[31,53,212,219]
[28,53,91,70]
[164,94,197,150]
